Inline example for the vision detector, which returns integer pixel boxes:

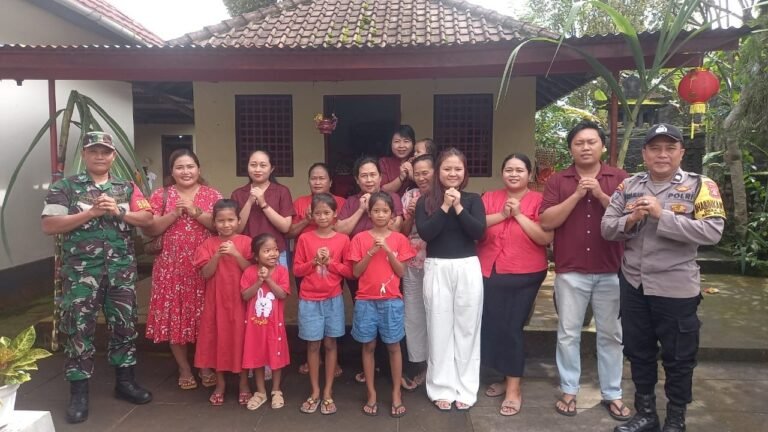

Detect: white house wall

[193,77,536,198]
[0,0,136,271]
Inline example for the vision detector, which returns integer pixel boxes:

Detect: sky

[109,0,528,41]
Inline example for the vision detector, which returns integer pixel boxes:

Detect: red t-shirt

[347,231,416,300]
[540,163,628,274]
[337,192,404,237]
[292,194,346,238]
[477,189,548,277]
[379,156,413,195]
[293,231,353,301]
[231,182,295,251]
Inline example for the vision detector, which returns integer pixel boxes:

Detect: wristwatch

[117,206,127,222]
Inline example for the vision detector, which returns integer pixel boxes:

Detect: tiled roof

[70,0,164,45]
[167,0,557,48]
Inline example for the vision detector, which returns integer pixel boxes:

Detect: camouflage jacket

[42,173,151,280]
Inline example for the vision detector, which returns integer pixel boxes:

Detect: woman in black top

[415,148,486,411]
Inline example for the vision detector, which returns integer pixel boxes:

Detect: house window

[433,94,494,177]
[235,95,293,177]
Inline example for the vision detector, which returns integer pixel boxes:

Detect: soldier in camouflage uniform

[41,131,154,424]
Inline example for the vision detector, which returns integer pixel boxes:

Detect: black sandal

[601,399,632,421]
[555,396,577,417]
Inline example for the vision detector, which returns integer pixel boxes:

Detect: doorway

[161,135,193,179]
[323,95,400,196]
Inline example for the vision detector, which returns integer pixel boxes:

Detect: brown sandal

[555,396,577,416]
[321,398,337,415]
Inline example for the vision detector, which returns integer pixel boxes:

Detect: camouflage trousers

[59,268,138,381]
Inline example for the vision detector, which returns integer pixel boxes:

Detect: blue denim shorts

[351,298,405,344]
[298,294,345,341]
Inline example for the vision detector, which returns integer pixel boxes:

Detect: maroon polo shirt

[231,182,295,252]
[540,163,628,274]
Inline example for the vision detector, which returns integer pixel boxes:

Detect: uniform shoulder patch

[694,177,726,219]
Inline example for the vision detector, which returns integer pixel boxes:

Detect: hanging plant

[313,113,338,135]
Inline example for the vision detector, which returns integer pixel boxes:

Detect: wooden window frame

[433,94,494,177]
[235,95,293,177]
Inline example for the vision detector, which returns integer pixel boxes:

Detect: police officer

[42,132,154,423]
[601,124,725,432]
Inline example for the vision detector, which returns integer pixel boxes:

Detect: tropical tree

[222,0,277,16]
[0,90,148,349]
[501,0,722,169]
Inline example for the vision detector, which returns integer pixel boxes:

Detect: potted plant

[0,326,52,427]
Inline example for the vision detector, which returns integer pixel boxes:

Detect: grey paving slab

[13,352,768,432]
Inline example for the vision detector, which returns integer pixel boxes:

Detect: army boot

[66,379,89,423]
[662,403,686,432]
[114,366,153,404]
[614,393,661,432]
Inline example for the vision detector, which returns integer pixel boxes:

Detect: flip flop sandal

[455,401,471,411]
[199,372,217,388]
[209,392,224,406]
[401,376,418,392]
[320,398,337,415]
[362,402,378,416]
[238,392,253,406]
[300,397,320,414]
[484,382,505,398]
[354,371,366,383]
[391,403,407,418]
[246,392,267,411]
[601,399,632,421]
[555,396,577,417]
[433,400,452,412]
[178,376,198,390]
[500,399,522,416]
[271,390,285,409]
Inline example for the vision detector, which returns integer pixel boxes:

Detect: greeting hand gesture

[445,188,461,208]
[218,240,236,255]
[96,195,120,216]
[258,266,269,282]
[249,186,265,206]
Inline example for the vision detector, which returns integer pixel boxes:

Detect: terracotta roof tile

[167,0,557,48]
[72,0,164,45]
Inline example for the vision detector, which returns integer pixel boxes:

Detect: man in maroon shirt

[540,121,630,421]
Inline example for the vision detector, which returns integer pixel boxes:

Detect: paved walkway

[14,353,768,431]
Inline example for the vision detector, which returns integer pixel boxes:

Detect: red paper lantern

[677,68,720,137]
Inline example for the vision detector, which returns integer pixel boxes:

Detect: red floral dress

[145,184,222,344]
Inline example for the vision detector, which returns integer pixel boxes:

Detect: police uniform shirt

[600,168,725,298]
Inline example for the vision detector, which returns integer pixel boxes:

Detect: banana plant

[0,90,148,350]
[499,0,716,168]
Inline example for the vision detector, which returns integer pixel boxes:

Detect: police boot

[614,393,661,432]
[66,379,89,423]
[662,403,686,432]
[114,366,153,404]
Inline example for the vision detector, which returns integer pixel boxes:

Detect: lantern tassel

[690,102,707,138]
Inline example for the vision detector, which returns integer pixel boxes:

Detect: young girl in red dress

[241,233,291,411]
[294,193,352,415]
[193,199,253,406]
[348,192,416,418]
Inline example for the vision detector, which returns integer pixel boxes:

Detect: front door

[322,95,400,196]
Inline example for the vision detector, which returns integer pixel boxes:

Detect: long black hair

[423,148,469,215]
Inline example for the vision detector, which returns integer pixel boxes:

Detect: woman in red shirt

[379,125,416,195]
[287,162,346,240]
[477,154,553,416]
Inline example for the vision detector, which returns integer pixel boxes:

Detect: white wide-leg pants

[423,256,484,406]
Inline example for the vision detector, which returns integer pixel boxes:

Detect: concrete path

[14,353,768,432]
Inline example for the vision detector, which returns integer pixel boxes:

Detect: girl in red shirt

[294,193,352,415]
[193,199,253,406]
[241,233,291,411]
[348,192,416,418]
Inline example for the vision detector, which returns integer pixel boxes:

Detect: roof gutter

[49,0,156,46]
